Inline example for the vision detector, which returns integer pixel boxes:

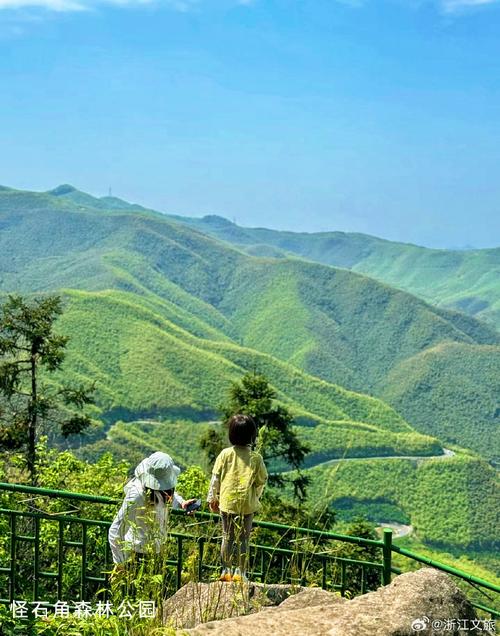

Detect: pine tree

[0,294,94,484]
[201,371,310,501]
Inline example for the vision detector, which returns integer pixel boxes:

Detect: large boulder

[181,568,493,635]
[163,581,309,629]
[326,567,484,636]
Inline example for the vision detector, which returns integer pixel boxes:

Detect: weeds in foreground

[1,452,384,635]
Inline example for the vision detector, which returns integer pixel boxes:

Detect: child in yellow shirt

[207,414,268,583]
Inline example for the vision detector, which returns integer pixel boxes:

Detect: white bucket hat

[134,452,181,491]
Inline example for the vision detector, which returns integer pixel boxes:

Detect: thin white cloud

[0,0,85,9]
[441,0,499,11]
[333,0,500,12]
[0,0,201,11]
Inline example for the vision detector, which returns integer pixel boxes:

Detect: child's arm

[207,451,224,512]
[254,456,268,499]
[207,473,220,512]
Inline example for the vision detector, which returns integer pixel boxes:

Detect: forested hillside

[177,213,500,333]
[1,185,499,462]
[1,184,499,559]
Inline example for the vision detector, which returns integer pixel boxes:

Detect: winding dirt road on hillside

[307,449,456,539]
[309,447,455,471]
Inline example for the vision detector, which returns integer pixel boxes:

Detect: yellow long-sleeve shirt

[210,445,267,515]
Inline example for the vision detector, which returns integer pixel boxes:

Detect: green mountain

[0,186,438,463]
[1,185,499,462]
[1,184,499,555]
[165,215,500,461]
[176,214,500,333]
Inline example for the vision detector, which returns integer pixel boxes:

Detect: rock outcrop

[163,581,309,629]
[165,568,493,635]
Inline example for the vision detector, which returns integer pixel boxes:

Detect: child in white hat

[109,452,197,564]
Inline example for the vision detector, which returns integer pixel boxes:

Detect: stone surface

[163,581,305,629]
[326,567,481,636]
[180,569,491,636]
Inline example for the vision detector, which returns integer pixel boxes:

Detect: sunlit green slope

[1,184,499,461]
[381,342,500,459]
[177,214,500,332]
[57,288,438,463]
[305,451,499,551]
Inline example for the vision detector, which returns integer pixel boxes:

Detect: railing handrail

[0,481,118,505]
[1,480,499,599]
[392,545,500,595]
[0,481,383,547]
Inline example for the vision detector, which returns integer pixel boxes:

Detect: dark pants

[220,512,254,572]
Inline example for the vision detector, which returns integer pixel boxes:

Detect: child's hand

[209,500,219,513]
[181,498,199,515]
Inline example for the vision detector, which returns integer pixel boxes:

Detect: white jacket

[108,477,185,564]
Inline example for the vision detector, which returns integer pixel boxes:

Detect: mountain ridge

[1,185,498,461]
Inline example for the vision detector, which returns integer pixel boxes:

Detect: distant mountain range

[0,184,499,557]
[174,214,500,333]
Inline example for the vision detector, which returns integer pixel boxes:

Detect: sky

[1,0,499,249]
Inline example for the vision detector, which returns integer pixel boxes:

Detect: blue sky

[1,0,499,248]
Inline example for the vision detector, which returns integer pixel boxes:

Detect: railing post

[104,527,111,601]
[176,536,183,590]
[81,523,87,600]
[382,529,392,586]
[57,521,64,600]
[9,513,16,603]
[197,538,204,581]
[321,556,327,590]
[34,517,40,601]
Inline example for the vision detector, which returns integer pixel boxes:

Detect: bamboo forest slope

[216,259,500,459]
[380,342,500,460]
[177,215,500,332]
[56,288,440,464]
[305,451,499,552]
[0,185,499,462]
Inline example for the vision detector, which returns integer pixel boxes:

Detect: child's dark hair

[228,414,258,446]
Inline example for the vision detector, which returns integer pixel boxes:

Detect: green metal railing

[0,481,498,620]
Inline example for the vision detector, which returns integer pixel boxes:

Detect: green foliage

[0,294,94,483]
[306,452,499,550]
[199,426,225,466]
[35,442,130,504]
[176,465,209,501]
